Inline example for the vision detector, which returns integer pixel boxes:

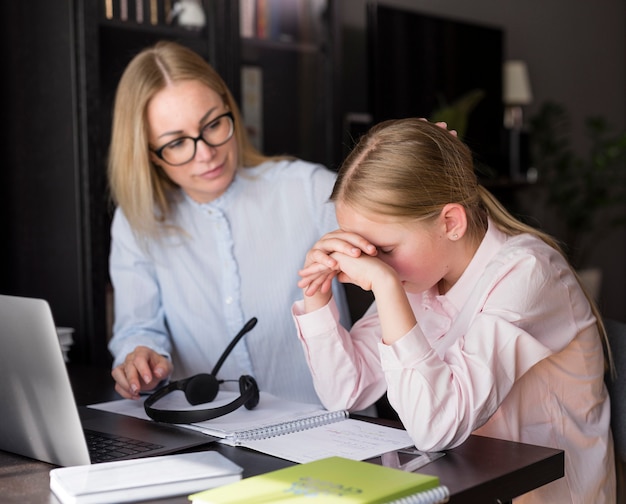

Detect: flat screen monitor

[368,5,505,176]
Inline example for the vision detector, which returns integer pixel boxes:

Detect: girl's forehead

[337,204,412,233]
[336,201,410,225]
[336,201,437,240]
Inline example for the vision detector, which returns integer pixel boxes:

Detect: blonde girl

[294,118,615,503]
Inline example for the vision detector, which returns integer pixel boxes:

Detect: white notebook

[50,451,242,504]
[90,391,414,464]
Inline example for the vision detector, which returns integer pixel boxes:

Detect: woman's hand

[111,346,173,400]
[420,118,458,137]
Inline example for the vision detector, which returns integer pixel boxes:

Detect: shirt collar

[440,218,508,311]
[182,171,241,212]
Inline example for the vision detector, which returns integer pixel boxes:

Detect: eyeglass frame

[150,111,235,166]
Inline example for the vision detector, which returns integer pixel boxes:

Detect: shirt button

[225,296,233,304]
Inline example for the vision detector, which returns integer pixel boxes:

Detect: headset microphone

[144,317,260,424]
[210,317,257,377]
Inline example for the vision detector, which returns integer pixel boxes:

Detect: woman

[294,118,615,502]
[107,40,347,405]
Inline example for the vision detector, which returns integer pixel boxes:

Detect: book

[239,0,256,38]
[188,456,449,503]
[90,391,415,463]
[241,65,263,150]
[56,326,74,362]
[49,451,243,504]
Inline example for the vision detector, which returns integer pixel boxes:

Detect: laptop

[0,294,215,467]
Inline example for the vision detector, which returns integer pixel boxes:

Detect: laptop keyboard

[84,429,164,463]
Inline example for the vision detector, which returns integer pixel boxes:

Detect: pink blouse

[293,221,615,503]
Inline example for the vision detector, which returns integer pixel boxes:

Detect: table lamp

[503,60,533,181]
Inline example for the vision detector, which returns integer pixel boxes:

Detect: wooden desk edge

[352,416,565,503]
[452,445,564,502]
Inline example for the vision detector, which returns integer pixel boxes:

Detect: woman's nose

[194,138,217,160]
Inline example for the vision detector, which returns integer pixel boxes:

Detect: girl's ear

[440,203,467,240]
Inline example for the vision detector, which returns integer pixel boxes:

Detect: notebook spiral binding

[386,485,450,504]
[226,410,349,444]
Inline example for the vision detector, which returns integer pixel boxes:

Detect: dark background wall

[339,0,626,321]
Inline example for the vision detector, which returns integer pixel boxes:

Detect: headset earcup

[240,375,260,410]
[184,373,219,405]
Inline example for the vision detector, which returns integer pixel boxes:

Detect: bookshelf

[238,0,337,166]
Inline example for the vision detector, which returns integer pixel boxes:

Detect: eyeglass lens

[159,113,234,165]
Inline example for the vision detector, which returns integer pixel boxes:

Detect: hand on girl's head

[435,122,458,137]
[418,118,458,137]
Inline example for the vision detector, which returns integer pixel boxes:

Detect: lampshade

[503,60,533,105]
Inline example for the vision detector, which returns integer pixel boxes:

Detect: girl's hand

[111,346,173,400]
[328,251,399,294]
[331,251,416,346]
[298,230,377,298]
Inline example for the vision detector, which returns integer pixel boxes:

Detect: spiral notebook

[386,485,450,504]
[90,391,415,463]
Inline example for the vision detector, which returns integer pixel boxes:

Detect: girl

[294,118,615,502]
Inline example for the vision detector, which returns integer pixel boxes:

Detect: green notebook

[188,456,445,503]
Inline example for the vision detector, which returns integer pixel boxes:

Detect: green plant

[529,101,626,268]
[429,89,485,139]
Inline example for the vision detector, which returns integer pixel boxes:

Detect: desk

[0,366,564,503]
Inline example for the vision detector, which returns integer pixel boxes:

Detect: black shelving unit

[238,0,337,167]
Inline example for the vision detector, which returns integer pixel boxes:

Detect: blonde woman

[294,118,615,502]
[108,41,347,405]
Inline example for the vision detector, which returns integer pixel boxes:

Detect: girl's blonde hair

[108,40,274,239]
[332,118,612,372]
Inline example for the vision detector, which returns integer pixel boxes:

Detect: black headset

[144,317,260,424]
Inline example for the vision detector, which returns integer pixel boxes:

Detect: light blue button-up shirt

[108,160,348,404]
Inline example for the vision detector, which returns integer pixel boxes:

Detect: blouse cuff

[379,323,435,370]
[292,298,342,338]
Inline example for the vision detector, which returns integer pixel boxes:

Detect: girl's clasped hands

[297,230,378,297]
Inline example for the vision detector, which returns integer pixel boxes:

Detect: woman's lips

[197,162,225,179]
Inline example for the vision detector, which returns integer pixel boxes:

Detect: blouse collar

[440,218,508,311]
[181,171,242,212]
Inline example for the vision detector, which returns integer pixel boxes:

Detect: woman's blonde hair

[108,40,273,239]
[332,118,612,372]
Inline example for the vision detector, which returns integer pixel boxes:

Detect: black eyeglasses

[151,112,235,166]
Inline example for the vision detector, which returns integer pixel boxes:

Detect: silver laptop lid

[0,294,91,466]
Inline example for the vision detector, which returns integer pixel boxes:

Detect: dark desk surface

[0,366,564,503]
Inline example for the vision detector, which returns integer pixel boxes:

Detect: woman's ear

[440,203,467,241]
